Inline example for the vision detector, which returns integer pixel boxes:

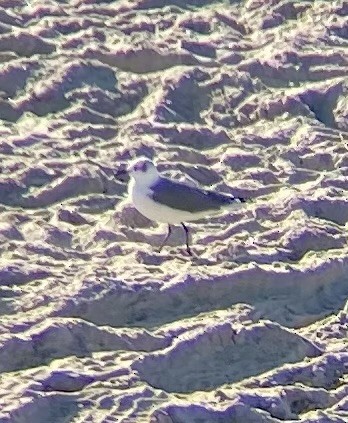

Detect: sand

[0,0,348,422]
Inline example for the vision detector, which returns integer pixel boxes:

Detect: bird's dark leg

[181,222,192,256]
[158,224,172,253]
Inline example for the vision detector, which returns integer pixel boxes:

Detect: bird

[115,157,247,255]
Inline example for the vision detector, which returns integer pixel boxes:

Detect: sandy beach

[0,0,348,421]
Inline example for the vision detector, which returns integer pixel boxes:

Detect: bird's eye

[132,161,149,172]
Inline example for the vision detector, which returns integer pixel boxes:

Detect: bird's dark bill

[115,168,128,182]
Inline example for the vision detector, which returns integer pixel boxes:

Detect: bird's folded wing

[149,178,236,213]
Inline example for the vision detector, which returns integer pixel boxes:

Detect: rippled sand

[0,0,348,422]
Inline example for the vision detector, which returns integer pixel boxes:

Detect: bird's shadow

[136,247,223,266]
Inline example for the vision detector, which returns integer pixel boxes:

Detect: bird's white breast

[129,179,201,224]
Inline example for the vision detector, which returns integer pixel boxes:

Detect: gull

[116,157,247,255]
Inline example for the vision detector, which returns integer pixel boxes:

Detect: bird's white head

[127,157,159,186]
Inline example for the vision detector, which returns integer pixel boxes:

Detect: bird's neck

[129,174,160,193]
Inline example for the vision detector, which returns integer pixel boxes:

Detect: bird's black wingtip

[238,197,254,204]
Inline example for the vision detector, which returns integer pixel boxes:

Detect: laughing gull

[116,157,246,255]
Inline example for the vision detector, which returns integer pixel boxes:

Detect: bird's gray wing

[149,177,236,213]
